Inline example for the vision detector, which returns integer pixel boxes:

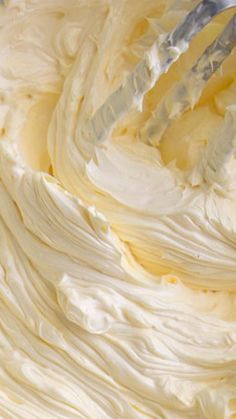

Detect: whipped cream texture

[0,1,236,418]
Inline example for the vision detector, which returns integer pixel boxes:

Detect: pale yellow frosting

[0,0,236,418]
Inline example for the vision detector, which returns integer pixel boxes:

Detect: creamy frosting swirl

[0,0,236,418]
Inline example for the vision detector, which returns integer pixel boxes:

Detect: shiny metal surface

[167,0,236,47]
[80,0,236,148]
[192,13,236,81]
[145,13,236,145]
[159,0,236,73]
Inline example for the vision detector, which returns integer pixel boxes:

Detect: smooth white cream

[0,1,236,418]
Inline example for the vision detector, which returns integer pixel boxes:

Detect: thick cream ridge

[0,1,235,418]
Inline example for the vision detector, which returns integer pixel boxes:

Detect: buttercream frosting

[0,0,236,418]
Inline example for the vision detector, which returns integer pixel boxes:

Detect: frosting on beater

[0,0,235,418]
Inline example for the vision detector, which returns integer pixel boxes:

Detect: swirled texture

[0,0,236,418]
